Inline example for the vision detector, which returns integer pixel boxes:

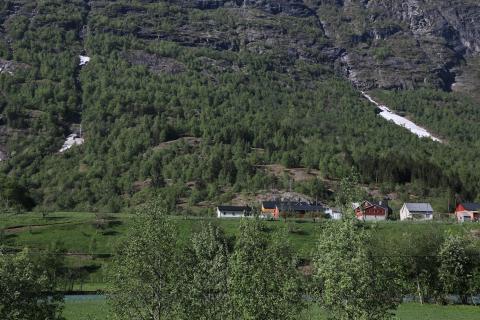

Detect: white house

[216,205,253,218]
[400,203,434,221]
[325,207,342,220]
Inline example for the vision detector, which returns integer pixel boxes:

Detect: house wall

[400,206,433,220]
[400,206,408,220]
[326,209,342,220]
[410,211,433,220]
[456,211,477,222]
[359,214,386,221]
[356,205,386,220]
[217,208,250,218]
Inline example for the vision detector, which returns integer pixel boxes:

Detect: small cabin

[400,203,433,221]
[216,205,253,218]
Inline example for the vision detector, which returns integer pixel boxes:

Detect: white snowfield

[59,134,84,153]
[361,91,442,143]
[79,55,90,66]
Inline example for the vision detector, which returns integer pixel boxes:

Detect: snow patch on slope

[361,92,442,143]
[59,134,84,153]
[79,55,90,66]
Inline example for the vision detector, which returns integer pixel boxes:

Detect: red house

[455,203,480,222]
[354,200,390,221]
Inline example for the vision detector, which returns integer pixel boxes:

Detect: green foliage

[108,204,183,320]
[379,225,444,304]
[0,248,65,320]
[1,1,478,212]
[181,223,231,319]
[0,173,34,212]
[335,169,363,214]
[438,234,470,303]
[228,219,304,320]
[313,218,402,319]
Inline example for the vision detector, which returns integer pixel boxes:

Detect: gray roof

[404,203,433,212]
[460,203,480,211]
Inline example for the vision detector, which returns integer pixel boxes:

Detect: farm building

[400,203,434,220]
[455,203,480,222]
[261,200,325,219]
[216,205,253,218]
[354,200,390,221]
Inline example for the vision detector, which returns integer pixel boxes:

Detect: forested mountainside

[0,0,479,212]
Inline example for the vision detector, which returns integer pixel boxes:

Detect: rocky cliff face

[112,0,479,90]
[315,0,480,90]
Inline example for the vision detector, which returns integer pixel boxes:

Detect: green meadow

[1,212,480,291]
[62,298,480,320]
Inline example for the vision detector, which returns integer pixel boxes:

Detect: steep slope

[0,0,479,212]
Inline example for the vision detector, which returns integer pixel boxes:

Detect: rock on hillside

[85,0,479,91]
[315,0,480,90]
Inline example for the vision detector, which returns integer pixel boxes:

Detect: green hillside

[0,1,480,213]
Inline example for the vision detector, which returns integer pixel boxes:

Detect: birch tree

[438,234,470,303]
[313,217,402,319]
[228,219,303,320]
[182,223,231,319]
[0,248,64,320]
[109,203,183,320]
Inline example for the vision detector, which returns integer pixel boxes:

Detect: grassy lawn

[63,298,480,320]
[301,303,480,319]
[1,212,480,291]
[63,296,111,320]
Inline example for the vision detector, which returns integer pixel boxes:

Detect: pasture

[1,212,480,291]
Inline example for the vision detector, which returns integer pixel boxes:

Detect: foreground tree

[109,202,183,320]
[182,223,231,319]
[438,234,470,303]
[0,248,64,320]
[313,217,402,320]
[228,219,303,320]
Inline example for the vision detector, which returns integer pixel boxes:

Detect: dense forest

[0,0,480,213]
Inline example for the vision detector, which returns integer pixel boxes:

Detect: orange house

[261,201,278,218]
[261,201,325,219]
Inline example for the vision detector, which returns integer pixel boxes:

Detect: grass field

[1,212,480,291]
[62,297,480,320]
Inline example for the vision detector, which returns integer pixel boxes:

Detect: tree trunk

[417,277,424,305]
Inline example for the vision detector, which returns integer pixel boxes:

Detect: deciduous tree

[0,248,64,320]
[438,234,470,303]
[228,219,303,320]
[181,223,231,319]
[108,202,183,320]
[313,217,402,320]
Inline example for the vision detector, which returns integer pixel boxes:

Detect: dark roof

[460,203,480,211]
[276,201,325,212]
[217,205,252,212]
[262,201,278,209]
[374,201,389,210]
